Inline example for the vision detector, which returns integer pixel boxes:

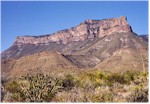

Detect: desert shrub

[104,73,125,86]
[86,73,97,81]
[11,93,21,102]
[21,73,62,102]
[75,73,88,88]
[93,79,101,87]
[74,79,81,88]
[53,87,88,102]
[62,74,75,90]
[75,72,98,89]
[95,71,107,79]
[140,71,148,79]
[123,70,140,84]
[3,73,63,102]
[5,80,21,93]
[65,74,74,81]
[102,70,142,86]
[2,70,148,102]
[41,92,54,102]
[103,92,114,102]
[4,80,26,102]
[91,91,113,102]
[127,85,148,102]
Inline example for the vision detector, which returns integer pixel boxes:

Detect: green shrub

[2,70,148,102]
[124,70,140,84]
[104,92,113,102]
[86,73,97,81]
[74,79,81,87]
[62,74,75,90]
[21,73,62,102]
[5,80,21,93]
[65,74,74,81]
[4,73,62,102]
[104,73,125,86]
[140,71,148,78]
[91,91,113,102]
[96,71,107,79]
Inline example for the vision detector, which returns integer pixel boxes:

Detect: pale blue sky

[1,1,148,51]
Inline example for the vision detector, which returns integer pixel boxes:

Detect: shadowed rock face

[139,35,148,43]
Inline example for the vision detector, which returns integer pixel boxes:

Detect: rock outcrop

[14,16,132,45]
[1,16,148,79]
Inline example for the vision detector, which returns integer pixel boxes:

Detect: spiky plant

[20,73,63,102]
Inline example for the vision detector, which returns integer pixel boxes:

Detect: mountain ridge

[2,16,133,60]
[13,16,131,45]
[1,16,148,79]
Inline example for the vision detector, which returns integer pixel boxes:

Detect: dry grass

[1,69,148,102]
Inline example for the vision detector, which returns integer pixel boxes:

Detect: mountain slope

[64,32,147,68]
[1,16,148,78]
[2,16,132,60]
[1,51,77,79]
[94,48,148,72]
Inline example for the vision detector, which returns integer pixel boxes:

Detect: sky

[1,1,148,52]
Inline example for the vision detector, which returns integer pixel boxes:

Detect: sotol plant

[4,73,63,102]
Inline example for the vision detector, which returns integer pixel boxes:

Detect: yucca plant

[20,73,63,102]
[4,73,63,102]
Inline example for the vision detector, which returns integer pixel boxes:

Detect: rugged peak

[118,16,127,20]
[82,16,128,24]
[83,19,95,24]
[13,16,132,45]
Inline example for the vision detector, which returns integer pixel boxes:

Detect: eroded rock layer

[1,16,148,78]
[14,16,132,45]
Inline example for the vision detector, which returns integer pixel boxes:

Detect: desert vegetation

[1,69,148,102]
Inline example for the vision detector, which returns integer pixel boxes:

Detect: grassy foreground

[1,69,148,102]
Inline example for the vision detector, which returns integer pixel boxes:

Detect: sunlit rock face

[1,16,148,76]
[14,16,132,45]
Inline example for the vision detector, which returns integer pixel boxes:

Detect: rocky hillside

[2,16,132,59]
[1,16,148,78]
[1,51,77,79]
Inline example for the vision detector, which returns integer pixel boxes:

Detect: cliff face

[14,16,132,45]
[3,16,143,61]
[1,16,148,79]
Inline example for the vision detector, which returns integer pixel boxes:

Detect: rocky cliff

[14,16,132,45]
[1,16,148,79]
